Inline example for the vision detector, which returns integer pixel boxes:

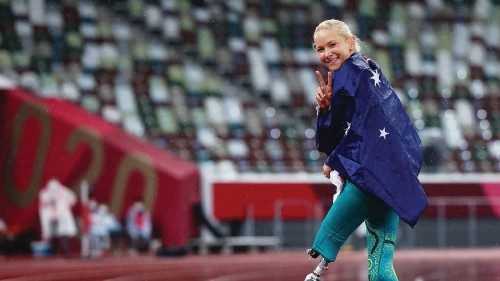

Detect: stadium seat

[1,0,499,174]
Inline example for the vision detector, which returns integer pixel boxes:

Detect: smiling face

[313,29,354,71]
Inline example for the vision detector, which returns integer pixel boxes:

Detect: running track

[1,248,499,280]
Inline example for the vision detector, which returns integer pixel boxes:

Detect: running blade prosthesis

[304,249,329,281]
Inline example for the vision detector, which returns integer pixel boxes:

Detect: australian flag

[316,53,428,227]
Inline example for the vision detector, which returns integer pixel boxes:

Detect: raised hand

[315,70,332,110]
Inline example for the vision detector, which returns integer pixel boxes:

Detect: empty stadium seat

[1,0,499,174]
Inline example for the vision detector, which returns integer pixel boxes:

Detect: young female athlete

[305,19,428,281]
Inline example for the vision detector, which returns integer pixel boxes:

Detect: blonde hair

[313,19,361,52]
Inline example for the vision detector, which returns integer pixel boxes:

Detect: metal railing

[398,196,500,248]
[271,196,500,249]
[430,196,500,248]
[273,199,324,247]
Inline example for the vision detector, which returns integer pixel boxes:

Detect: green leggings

[312,181,399,281]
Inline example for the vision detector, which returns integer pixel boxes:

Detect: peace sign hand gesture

[315,70,332,111]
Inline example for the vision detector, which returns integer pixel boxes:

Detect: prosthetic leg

[304,249,329,281]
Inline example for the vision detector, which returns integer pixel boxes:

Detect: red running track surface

[0,248,499,281]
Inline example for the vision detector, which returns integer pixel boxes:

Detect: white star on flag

[379,127,389,139]
[370,69,381,87]
[344,122,351,135]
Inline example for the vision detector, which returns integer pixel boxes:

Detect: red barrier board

[212,181,500,221]
[0,89,200,248]
[213,183,334,220]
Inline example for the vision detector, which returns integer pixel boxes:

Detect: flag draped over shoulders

[316,53,428,227]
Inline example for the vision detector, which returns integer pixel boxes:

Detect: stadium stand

[0,0,499,177]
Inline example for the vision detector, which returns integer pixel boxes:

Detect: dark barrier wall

[0,89,200,248]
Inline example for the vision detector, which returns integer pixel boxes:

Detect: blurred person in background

[305,19,427,281]
[87,201,122,257]
[38,178,77,256]
[99,203,123,255]
[88,200,108,258]
[126,197,152,254]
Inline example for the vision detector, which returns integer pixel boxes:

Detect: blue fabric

[316,53,427,227]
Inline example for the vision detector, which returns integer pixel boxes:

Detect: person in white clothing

[39,178,77,255]
[89,202,122,257]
